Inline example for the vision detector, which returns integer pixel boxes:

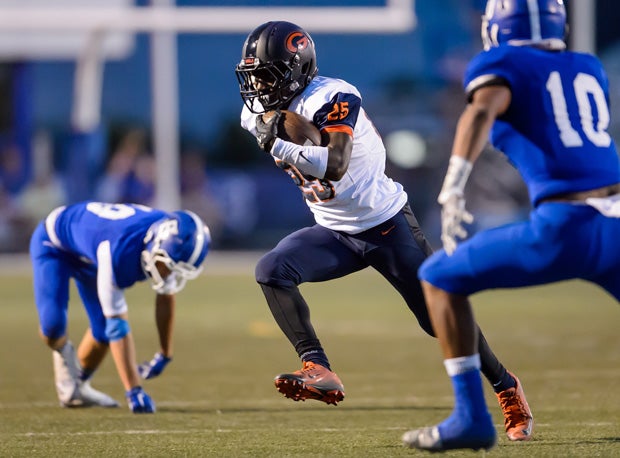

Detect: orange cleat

[274,361,345,406]
[496,371,533,441]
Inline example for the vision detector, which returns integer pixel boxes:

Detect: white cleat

[402,423,497,452]
[53,343,119,408]
[402,426,444,452]
[53,343,81,405]
[71,380,119,408]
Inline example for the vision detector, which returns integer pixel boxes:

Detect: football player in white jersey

[30,202,210,413]
[235,21,532,440]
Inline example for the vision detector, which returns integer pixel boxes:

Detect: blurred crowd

[0,127,228,252]
[0,85,534,254]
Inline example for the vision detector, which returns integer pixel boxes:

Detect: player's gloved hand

[438,189,474,255]
[255,109,281,152]
[138,352,172,380]
[126,386,156,413]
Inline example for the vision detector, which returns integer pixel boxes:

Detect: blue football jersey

[49,202,168,288]
[464,45,620,206]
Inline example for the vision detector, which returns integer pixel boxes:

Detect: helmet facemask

[236,56,311,114]
[141,248,203,295]
[141,212,210,295]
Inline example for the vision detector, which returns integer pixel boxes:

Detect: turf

[1,260,619,457]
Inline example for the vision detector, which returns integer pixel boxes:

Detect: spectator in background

[122,153,156,206]
[96,128,151,204]
[0,133,63,251]
[0,179,29,252]
[179,150,224,245]
[0,140,28,196]
[18,130,66,234]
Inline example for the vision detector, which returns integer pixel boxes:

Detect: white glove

[438,189,474,255]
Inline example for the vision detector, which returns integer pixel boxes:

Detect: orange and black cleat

[496,371,533,441]
[274,361,345,406]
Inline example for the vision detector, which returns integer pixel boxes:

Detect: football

[262,110,324,146]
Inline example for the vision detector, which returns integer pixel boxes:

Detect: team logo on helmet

[286,31,309,53]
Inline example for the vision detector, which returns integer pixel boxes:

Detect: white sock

[443,354,481,377]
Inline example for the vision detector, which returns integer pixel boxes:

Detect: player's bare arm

[452,84,511,163]
[106,312,141,390]
[155,293,175,358]
[324,130,352,181]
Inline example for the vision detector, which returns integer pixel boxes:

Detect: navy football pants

[255,204,506,383]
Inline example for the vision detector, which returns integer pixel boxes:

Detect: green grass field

[1,255,619,457]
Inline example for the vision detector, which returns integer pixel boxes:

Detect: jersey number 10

[546,71,612,148]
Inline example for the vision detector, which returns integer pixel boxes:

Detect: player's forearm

[109,334,141,390]
[155,294,175,357]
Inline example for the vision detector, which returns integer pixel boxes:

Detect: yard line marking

[9,422,617,438]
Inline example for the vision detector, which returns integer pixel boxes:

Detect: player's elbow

[466,105,497,131]
[325,160,348,181]
[472,103,495,119]
[324,144,351,181]
[469,85,511,119]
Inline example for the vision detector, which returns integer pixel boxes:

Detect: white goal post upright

[0,1,416,210]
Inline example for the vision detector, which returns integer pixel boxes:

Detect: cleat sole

[274,378,345,406]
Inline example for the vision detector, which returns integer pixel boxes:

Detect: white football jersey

[241,75,408,234]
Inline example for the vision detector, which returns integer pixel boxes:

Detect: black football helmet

[235,21,318,114]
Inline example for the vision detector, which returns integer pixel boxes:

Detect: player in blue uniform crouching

[30,202,210,413]
[403,0,620,451]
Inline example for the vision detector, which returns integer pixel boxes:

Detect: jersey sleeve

[312,92,361,137]
[463,46,515,102]
[96,240,129,317]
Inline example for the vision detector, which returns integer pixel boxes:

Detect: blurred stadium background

[0,0,619,253]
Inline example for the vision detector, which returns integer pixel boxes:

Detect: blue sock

[79,367,94,382]
[451,369,489,417]
[437,369,496,448]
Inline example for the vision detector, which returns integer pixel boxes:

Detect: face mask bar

[236,60,296,113]
[141,248,204,295]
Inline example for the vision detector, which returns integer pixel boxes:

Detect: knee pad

[41,323,66,341]
[90,325,110,344]
[255,251,298,287]
[39,314,67,341]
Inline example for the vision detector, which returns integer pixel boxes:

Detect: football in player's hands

[262,110,325,146]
